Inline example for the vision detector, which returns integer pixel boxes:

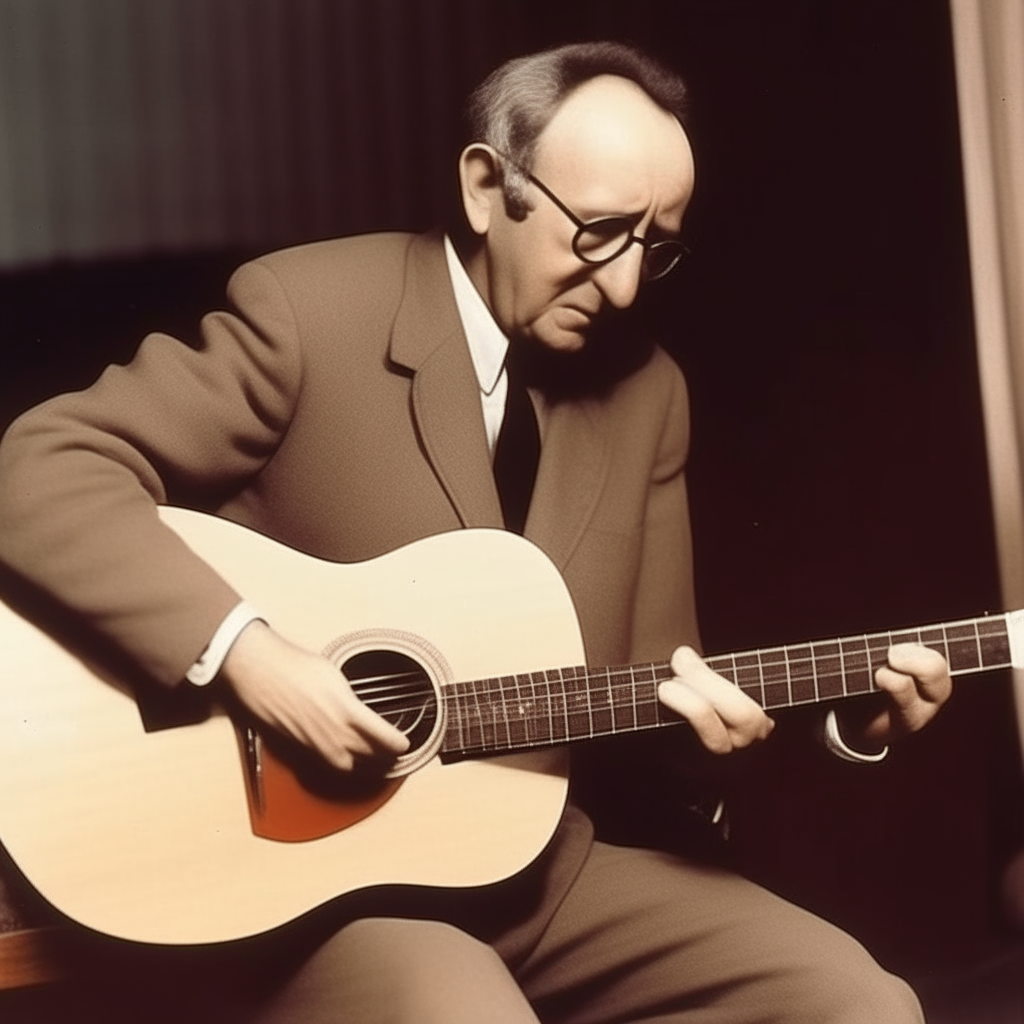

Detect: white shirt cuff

[824,709,889,764]
[185,601,265,686]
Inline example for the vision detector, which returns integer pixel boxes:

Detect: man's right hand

[220,620,410,772]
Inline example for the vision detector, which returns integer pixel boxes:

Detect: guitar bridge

[243,726,264,813]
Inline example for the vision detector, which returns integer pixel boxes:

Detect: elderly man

[0,41,950,1024]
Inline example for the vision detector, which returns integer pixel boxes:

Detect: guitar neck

[442,612,1016,759]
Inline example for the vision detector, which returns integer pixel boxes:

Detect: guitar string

[353,635,1010,724]
[348,621,1007,702]
[357,631,1002,706]
[346,621,1010,731]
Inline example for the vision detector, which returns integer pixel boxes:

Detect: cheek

[505,271,564,335]
[525,306,590,352]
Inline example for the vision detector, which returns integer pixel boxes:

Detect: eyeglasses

[498,153,688,282]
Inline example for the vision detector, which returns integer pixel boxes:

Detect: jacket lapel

[389,233,504,529]
[389,232,612,560]
[525,393,609,572]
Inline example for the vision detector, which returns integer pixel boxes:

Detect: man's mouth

[558,306,598,331]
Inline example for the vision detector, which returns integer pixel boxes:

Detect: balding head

[462,41,689,221]
[459,71,694,353]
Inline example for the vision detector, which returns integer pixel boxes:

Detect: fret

[528,670,551,745]
[504,674,529,746]
[630,666,643,729]
[732,652,762,704]
[547,668,569,744]
[977,617,1011,669]
[783,644,793,707]
[462,680,484,751]
[633,664,662,728]
[703,654,732,683]
[811,641,844,699]
[494,676,511,747]
[610,667,637,731]
[488,678,506,749]
[876,635,893,673]
[787,644,816,704]
[943,622,986,672]
[716,654,736,686]
[810,640,820,702]
[759,647,789,709]
[889,627,921,648]
[523,671,539,744]
[837,640,848,698]
[839,636,872,696]
[561,667,589,738]
[448,682,466,752]
[589,667,614,736]
[476,677,497,750]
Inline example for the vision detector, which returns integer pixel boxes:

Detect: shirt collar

[444,234,508,396]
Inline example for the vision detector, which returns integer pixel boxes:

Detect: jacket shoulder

[223,232,426,330]
[247,232,418,277]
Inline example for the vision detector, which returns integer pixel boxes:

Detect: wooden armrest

[0,927,69,990]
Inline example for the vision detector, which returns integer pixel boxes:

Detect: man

[0,41,950,1023]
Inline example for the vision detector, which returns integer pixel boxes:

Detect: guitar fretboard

[442,613,1012,758]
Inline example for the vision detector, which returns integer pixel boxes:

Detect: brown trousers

[247,821,923,1024]
[50,808,920,1024]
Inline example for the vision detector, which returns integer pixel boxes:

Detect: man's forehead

[532,75,693,209]
[533,75,691,178]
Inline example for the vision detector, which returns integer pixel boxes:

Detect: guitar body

[0,509,580,945]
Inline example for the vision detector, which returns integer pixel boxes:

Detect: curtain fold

[0,0,524,267]
[949,0,1024,750]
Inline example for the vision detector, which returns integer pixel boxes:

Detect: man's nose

[590,245,643,309]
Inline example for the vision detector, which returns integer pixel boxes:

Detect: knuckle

[738,702,765,728]
[704,728,733,756]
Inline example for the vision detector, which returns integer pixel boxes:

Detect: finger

[343,693,412,755]
[657,678,733,754]
[874,644,951,736]
[262,693,376,768]
[670,646,774,738]
[874,669,943,735]
[873,666,919,709]
[886,643,953,703]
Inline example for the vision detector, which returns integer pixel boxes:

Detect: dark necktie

[493,346,540,535]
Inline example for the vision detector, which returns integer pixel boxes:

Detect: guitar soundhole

[341,650,438,753]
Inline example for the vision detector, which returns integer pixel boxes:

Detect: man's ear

[458,144,503,237]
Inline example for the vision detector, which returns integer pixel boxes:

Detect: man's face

[470,75,695,352]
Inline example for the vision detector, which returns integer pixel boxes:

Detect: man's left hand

[858,643,953,745]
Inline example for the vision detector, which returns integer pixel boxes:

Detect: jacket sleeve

[570,354,717,845]
[627,354,702,662]
[0,259,303,686]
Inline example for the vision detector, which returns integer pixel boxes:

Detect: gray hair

[465,42,689,220]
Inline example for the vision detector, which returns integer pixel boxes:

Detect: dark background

[1,0,1018,1007]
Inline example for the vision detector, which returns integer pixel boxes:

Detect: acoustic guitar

[0,508,1018,945]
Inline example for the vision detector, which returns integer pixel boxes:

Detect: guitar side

[0,511,580,945]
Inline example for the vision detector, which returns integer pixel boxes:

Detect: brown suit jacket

[0,230,699,691]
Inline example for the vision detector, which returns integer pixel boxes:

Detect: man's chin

[516,305,656,400]
[541,330,588,354]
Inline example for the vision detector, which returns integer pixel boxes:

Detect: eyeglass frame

[494,150,688,282]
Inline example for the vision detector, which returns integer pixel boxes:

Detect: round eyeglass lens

[643,242,685,281]
[574,219,634,263]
